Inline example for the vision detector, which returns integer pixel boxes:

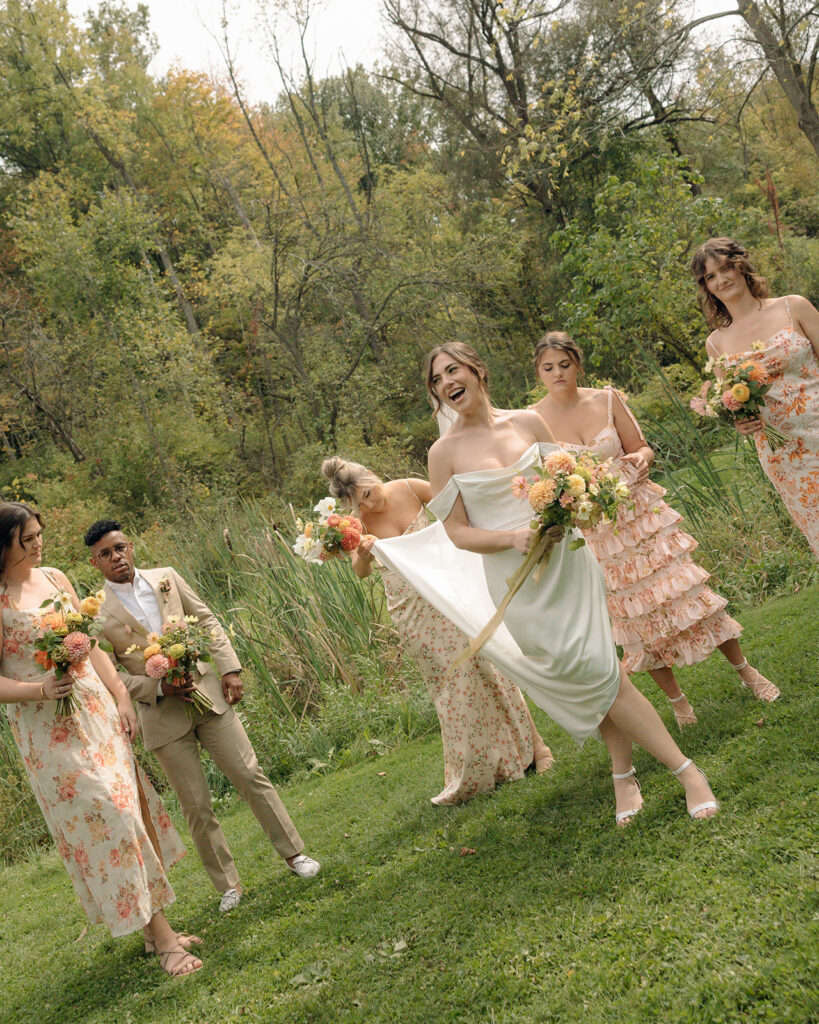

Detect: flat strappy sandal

[158,944,203,979]
[731,659,780,703]
[145,932,202,955]
[669,692,698,730]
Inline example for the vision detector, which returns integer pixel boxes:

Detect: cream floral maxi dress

[723,299,819,558]
[1,580,185,937]
[378,505,535,805]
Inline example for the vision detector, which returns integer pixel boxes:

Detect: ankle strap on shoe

[729,658,749,671]
[612,767,636,780]
[669,693,688,703]
[671,758,693,777]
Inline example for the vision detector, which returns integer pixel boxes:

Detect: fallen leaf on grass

[290,961,330,987]
[460,846,477,856]
[377,771,387,777]
[74,925,88,943]
[755,718,765,726]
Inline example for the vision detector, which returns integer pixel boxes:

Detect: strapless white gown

[374,443,620,742]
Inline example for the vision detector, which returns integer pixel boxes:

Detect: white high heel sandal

[612,767,642,826]
[730,658,780,702]
[672,758,719,819]
[668,692,697,730]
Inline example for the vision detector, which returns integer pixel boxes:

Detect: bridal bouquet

[293,497,363,562]
[450,450,631,670]
[127,616,215,719]
[689,347,789,450]
[33,590,110,715]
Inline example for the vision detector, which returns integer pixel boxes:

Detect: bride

[376,343,719,824]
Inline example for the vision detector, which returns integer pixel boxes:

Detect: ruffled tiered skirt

[582,467,742,673]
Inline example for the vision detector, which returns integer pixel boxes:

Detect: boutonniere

[158,576,172,598]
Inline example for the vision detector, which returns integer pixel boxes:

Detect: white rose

[614,481,630,499]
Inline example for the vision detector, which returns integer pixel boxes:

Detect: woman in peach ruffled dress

[691,237,819,558]
[531,333,779,729]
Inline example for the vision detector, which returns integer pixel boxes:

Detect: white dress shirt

[106,569,164,635]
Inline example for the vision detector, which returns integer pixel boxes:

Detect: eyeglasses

[93,543,130,563]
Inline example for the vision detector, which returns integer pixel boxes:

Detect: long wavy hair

[690,237,769,330]
[424,342,490,415]
[0,501,44,579]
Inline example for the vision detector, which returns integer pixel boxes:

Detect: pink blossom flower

[145,653,171,679]
[699,381,711,398]
[510,475,531,499]
[721,390,743,412]
[689,396,707,416]
[559,493,575,508]
[63,631,91,662]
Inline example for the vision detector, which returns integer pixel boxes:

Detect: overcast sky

[66,0,736,104]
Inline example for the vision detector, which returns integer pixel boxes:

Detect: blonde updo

[321,456,382,512]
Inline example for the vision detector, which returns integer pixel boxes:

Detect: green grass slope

[1,588,817,1024]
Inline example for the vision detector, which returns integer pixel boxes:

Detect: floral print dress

[377,504,535,805]
[561,388,743,674]
[1,581,185,937]
[723,301,819,558]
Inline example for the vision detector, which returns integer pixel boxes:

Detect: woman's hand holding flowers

[734,416,763,435]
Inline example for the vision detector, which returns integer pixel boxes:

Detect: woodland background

[0,0,817,859]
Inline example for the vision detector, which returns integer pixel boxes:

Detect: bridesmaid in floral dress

[691,237,819,557]
[0,502,202,978]
[531,333,779,729]
[320,457,554,805]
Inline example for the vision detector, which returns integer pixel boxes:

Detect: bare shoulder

[705,330,724,356]
[44,566,70,587]
[406,477,432,502]
[505,408,545,435]
[787,293,817,315]
[427,434,456,473]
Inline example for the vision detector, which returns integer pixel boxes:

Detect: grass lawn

[1,587,817,1024]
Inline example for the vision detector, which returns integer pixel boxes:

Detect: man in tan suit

[84,518,320,912]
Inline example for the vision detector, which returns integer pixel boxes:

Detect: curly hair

[84,518,123,548]
[690,237,769,330]
[424,342,490,415]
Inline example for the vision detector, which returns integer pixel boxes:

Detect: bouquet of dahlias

[127,615,215,719]
[293,497,363,562]
[689,346,789,451]
[450,449,631,670]
[33,590,110,715]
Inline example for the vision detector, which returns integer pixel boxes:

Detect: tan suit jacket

[100,566,241,750]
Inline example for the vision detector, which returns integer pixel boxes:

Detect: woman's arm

[428,443,533,555]
[406,477,433,504]
[610,390,654,483]
[0,674,60,703]
[351,537,375,579]
[790,294,819,361]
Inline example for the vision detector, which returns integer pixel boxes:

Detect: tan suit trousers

[152,706,303,892]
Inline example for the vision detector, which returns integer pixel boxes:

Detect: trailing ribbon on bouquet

[448,449,632,674]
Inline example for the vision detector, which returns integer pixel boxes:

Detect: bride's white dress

[374,443,620,743]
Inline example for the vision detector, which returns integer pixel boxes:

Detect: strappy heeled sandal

[144,932,202,955]
[730,659,780,702]
[158,943,203,979]
[669,692,697,730]
[671,758,718,819]
[612,766,642,827]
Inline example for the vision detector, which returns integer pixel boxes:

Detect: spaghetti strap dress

[560,387,742,673]
[0,569,185,937]
[722,298,819,558]
[376,486,537,804]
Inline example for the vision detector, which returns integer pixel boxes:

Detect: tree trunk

[739,1,819,160]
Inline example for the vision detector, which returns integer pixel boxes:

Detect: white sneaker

[219,887,241,912]
[286,854,321,878]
